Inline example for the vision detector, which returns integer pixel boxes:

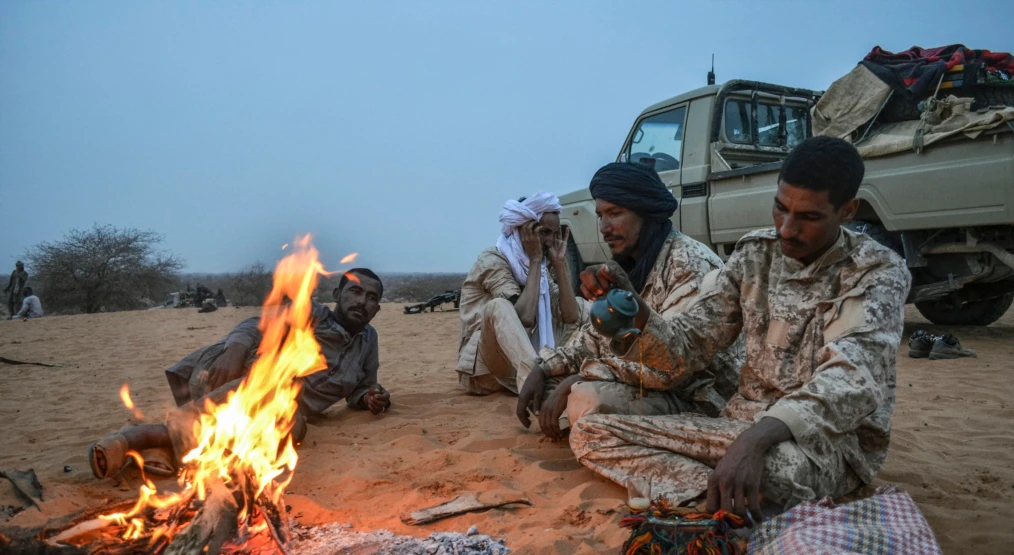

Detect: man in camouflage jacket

[570,137,912,522]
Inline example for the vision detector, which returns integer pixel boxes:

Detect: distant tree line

[24,224,184,314]
[19,225,467,315]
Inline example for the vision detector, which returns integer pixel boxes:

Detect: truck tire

[915,292,1014,327]
[879,86,1014,123]
[566,238,584,297]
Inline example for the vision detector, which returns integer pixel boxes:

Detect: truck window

[724,98,810,147]
[785,105,807,147]
[627,106,686,173]
[725,100,751,144]
[757,102,780,146]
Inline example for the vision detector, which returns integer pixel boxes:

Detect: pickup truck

[560,80,1014,326]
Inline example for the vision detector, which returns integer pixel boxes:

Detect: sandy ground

[0,303,1012,554]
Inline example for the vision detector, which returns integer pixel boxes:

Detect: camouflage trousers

[570,413,861,511]
[459,298,538,395]
[562,380,689,431]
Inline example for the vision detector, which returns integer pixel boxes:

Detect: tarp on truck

[854,96,1014,158]
[812,64,893,140]
[813,45,1014,157]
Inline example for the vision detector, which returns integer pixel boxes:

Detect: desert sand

[1,303,1012,554]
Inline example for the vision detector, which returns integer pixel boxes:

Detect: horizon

[2,1,1011,274]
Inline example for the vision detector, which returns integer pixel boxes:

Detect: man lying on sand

[516,162,742,440]
[569,137,911,521]
[456,192,585,395]
[88,268,391,479]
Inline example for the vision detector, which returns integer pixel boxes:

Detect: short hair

[337,268,384,297]
[778,136,864,208]
[23,287,32,296]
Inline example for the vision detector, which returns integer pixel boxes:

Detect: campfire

[48,236,335,555]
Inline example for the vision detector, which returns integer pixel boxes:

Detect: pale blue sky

[1,1,1010,273]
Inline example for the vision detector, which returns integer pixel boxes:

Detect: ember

[48,236,334,555]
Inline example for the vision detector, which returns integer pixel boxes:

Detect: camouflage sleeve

[539,324,602,377]
[760,263,910,467]
[612,256,745,387]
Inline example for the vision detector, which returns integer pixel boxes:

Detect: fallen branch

[400,492,532,525]
[0,468,44,510]
[164,480,239,555]
[0,356,61,368]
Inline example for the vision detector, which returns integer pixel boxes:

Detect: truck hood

[559,188,592,205]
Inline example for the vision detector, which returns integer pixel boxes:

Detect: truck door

[625,104,687,232]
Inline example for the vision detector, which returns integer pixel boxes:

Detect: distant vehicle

[560,80,1014,325]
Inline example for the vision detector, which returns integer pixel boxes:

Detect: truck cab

[560,80,1014,326]
[560,81,820,265]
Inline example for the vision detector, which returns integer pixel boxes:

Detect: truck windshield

[627,106,686,173]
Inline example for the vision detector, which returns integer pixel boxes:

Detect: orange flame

[183,234,326,507]
[104,235,328,539]
[119,384,144,420]
[340,252,358,264]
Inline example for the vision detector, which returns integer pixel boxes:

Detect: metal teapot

[589,288,642,355]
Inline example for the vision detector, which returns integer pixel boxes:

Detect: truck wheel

[843,220,901,254]
[915,292,1014,327]
[566,238,584,297]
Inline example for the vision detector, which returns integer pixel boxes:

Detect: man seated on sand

[12,287,44,320]
[457,191,585,395]
[88,268,391,479]
[569,137,911,521]
[516,163,742,440]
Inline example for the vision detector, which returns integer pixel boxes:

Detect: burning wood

[47,236,332,555]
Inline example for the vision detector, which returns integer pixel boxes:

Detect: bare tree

[227,262,274,306]
[25,224,185,313]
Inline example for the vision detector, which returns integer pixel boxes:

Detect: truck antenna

[707,54,716,86]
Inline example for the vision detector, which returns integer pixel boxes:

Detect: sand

[1,303,1012,554]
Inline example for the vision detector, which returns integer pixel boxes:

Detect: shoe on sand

[929,333,977,360]
[907,330,939,358]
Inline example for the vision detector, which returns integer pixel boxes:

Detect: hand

[538,375,581,441]
[546,227,571,269]
[365,385,390,415]
[579,261,635,299]
[520,221,544,261]
[705,418,790,524]
[203,344,249,391]
[516,365,547,428]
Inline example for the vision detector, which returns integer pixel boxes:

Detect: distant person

[195,284,213,305]
[215,288,228,307]
[88,268,391,479]
[457,192,586,395]
[4,261,28,320]
[13,287,43,320]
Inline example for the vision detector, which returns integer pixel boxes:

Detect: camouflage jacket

[541,231,743,411]
[620,228,911,483]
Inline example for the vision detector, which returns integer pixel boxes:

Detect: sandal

[88,431,129,479]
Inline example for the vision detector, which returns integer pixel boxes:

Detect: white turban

[495,191,563,351]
